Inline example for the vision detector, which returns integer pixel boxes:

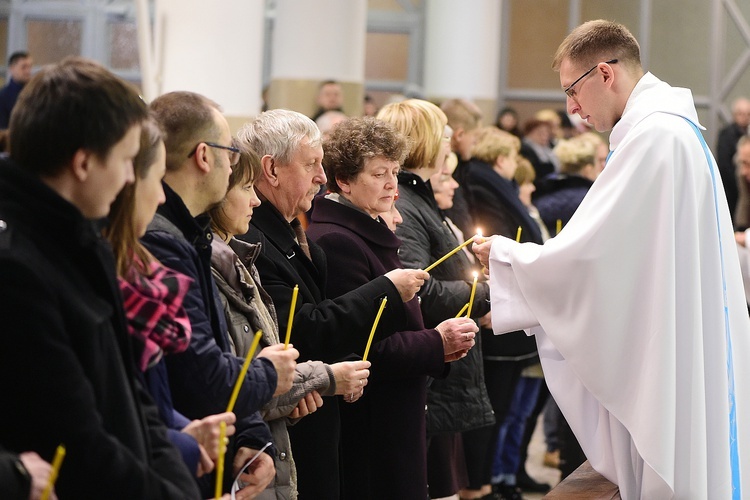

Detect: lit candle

[466,272,479,318]
[515,226,522,242]
[284,285,299,349]
[424,230,482,272]
[226,330,263,413]
[455,302,470,318]
[556,219,562,235]
[362,297,388,361]
[41,444,65,500]
[214,421,227,499]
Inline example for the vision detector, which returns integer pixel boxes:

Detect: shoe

[543,449,560,468]
[479,493,502,500]
[495,483,523,500]
[517,470,551,493]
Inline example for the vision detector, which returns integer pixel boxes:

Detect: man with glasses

[144,91,299,498]
[474,20,750,499]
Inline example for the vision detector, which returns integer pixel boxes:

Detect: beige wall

[11,1,750,132]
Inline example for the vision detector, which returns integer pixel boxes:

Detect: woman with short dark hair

[308,116,477,499]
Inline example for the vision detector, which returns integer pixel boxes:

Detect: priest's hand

[436,317,478,362]
[385,268,430,302]
[472,235,497,270]
[258,344,299,396]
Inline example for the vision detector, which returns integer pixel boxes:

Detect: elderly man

[237,109,428,498]
[0,57,200,498]
[474,20,750,499]
[0,51,32,128]
[145,92,299,498]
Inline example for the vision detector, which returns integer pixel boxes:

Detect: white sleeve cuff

[488,237,540,334]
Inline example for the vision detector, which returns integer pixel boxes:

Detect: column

[269,0,367,117]
[142,0,265,131]
[423,0,502,122]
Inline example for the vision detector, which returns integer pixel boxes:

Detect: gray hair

[237,109,321,165]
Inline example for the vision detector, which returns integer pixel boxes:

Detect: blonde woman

[378,99,494,500]
[534,134,602,230]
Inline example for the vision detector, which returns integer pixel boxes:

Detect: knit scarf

[119,258,192,371]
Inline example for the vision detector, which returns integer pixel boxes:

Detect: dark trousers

[463,359,523,489]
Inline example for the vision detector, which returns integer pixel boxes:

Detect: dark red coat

[308,196,447,500]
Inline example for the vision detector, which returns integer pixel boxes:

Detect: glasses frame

[563,59,618,99]
[187,141,241,166]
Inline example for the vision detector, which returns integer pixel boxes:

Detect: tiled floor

[434,415,561,500]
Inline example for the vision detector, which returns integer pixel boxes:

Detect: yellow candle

[455,302,470,318]
[362,297,388,361]
[515,226,522,242]
[556,219,562,235]
[226,330,263,413]
[214,421,227,499]
[424,236,475,272]
[283,285,299,349]
[466,272,479,318]
[41,444,65,500]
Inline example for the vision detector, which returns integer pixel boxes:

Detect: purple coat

[308,196,447,500]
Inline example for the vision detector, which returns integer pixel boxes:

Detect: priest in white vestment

[473,20,750,500]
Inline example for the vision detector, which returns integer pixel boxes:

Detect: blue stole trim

[684,118,741,499]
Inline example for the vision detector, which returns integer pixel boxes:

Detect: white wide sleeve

[488,236,540,334]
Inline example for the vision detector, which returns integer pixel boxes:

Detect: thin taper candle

[284,285,299,349]
[466,272,479,318]
[363,297,388,361]
[214,421,227,499]
[556,219,562,235]
[226,330,263,413]
[455,302,470,318]
[41,444,65,500]
[515,226,522,242]
[424,237,474,272]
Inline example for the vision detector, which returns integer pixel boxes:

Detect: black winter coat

[396,171,495,434]
[0,160,199,498]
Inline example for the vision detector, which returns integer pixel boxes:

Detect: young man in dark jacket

[0,57,201,498]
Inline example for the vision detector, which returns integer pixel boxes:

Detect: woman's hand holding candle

[384,268,429,302]
[435,317,479,363]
